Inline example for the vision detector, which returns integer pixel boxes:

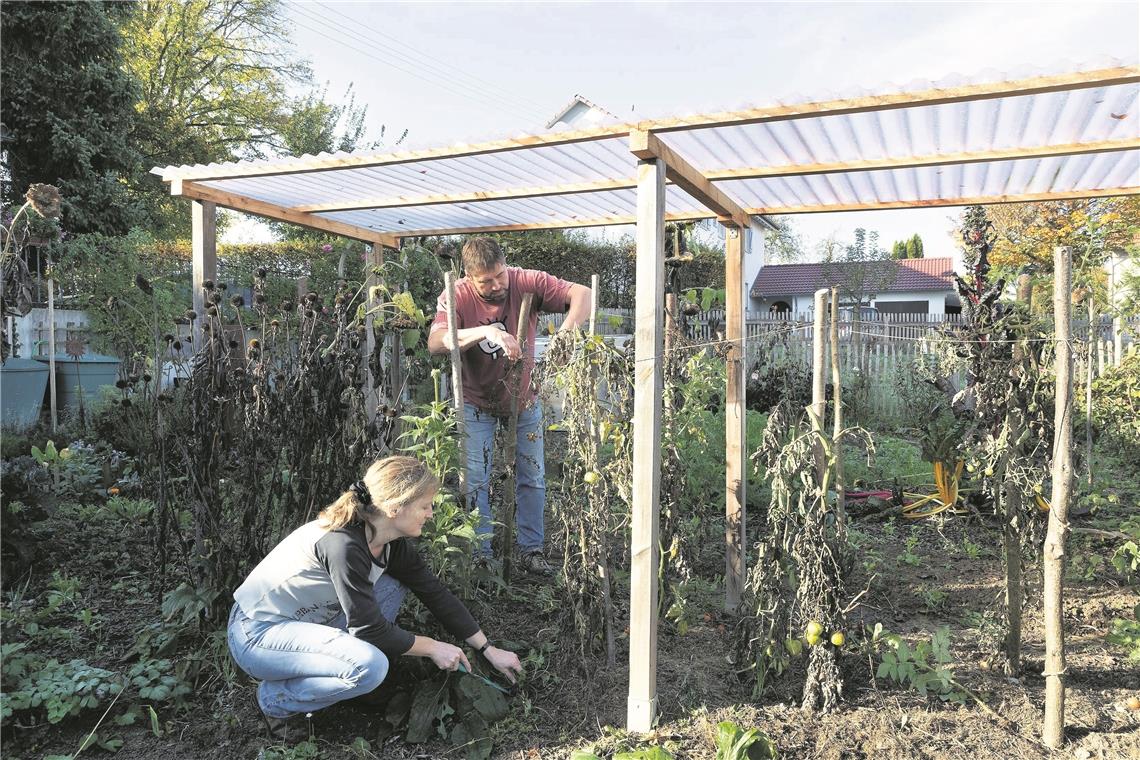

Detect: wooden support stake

[1085,298,1095,487]
[1043,246,1074,749]
[191,200,217,352]
[829,288,845,533]
[628,157,666,734]
[364,243,384,422]
[811,290,829,483]
[501,293,535,585]
[47,269,57,432]
[589,274,599,335]
[445,272,467,495]
[725,225,746,612]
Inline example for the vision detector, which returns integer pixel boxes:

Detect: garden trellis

[153,61,1140,735]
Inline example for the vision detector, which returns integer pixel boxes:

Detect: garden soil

[6,506,1139,760]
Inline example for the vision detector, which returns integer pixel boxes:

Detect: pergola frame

[162,63,1139,733]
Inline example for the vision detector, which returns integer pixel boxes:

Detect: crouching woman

[227,456,522,734]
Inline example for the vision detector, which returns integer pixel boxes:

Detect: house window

[769,301,791,313]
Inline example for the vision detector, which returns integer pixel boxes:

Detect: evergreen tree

[1,2,144,234]
[891,240,907,259]
[909,233,925,258]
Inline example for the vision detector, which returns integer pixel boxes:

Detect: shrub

[1090,353,1140,467]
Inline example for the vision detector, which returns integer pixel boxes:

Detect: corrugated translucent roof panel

[154,62,1140,238]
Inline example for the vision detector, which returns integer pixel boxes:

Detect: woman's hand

[480,645,523,683]
[428,640,471,673]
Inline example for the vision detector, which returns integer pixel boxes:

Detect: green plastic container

[36,353,122,409]
[1,358,50,430]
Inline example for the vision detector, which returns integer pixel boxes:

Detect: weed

[871,624,968,703]
[897,528,922,567]
[714,719,778,759]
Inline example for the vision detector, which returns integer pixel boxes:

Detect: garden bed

[2,433,1137,760]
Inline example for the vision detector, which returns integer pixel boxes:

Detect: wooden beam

[292,177,639,213]
[191,200,217,352]
[382,184,1139,239]
[724,226,746,611]
[627,157,666,734]
[705,138,1140,181]
[385,210,718,238]
[744,186,1140,215]
[156,65,1137,183]
[630,130,750,228]
[645,66,1140,134]
[176,181,400,247]
[284,138,1139,216]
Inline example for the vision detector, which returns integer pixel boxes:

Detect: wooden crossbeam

[379,186,1139,239]
[384,210,719,238]
[174,180,400,246]
[287,139,1138,215]
[156,66,1139,183]
[705,138,1140,181]
[742,186,1140,215]
[629,129,750,228]
[292,178,638,213]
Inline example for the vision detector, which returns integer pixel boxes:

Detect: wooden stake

[725,226,746,612]
[47,268,57,432]
[1085,298,1095,487]
[445,272,467,494]
[627,157,666,734]
[501,293,535,584]
[1043,246,1074,749]
[589,274,599,335]
[829,287,845,533]
[364,242,384,422]
[811,289,829,482]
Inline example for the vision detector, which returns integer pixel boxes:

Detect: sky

[229,1,1140,261]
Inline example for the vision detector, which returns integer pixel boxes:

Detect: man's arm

[427,324,521,359]
[558,283,593,332]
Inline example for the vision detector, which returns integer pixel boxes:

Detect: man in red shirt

[428,237,592,575]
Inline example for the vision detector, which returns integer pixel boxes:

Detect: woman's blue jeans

[227,574,408,718]
[463,402,546,556]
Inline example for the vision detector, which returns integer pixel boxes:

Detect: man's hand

[428,640,472,673]
[484,325,522,360]
[480,645,523,683]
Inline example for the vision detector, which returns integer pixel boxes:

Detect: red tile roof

[750,257,956,298]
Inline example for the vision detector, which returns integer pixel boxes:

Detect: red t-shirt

[430,267,572,414]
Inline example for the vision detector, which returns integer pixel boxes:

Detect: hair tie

[350,480,372,507]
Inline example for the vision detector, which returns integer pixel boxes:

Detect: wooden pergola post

[627,155,666,734]
[191,200,217,351]
[724,224,746,611]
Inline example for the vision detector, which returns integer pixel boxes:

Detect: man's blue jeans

[227,574,407,718]
[464,402,545,556]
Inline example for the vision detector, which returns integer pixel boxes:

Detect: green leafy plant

[897,528,922,567]
[715,720,778,760]
[873,625,967,703]
[0,645,123,724]
[1106,604,1140,664]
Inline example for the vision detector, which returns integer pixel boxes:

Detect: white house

[749,257,960,316]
